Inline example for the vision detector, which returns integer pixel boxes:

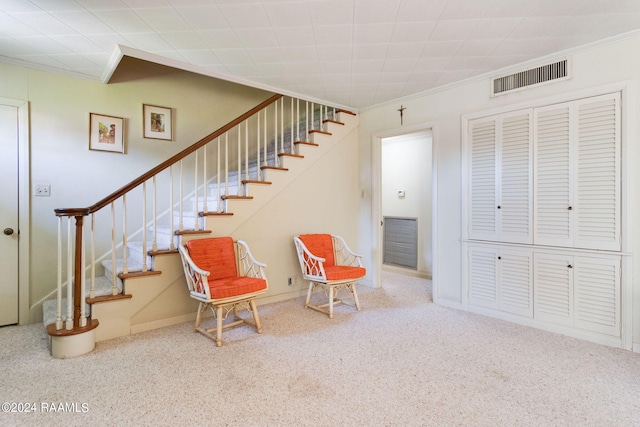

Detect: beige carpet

[1,271,639,426]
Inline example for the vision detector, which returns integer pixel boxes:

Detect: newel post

[55,207,90,329]
[72,214,84,327]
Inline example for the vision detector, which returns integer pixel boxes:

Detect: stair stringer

[90,252,197,342]
[89,112,359,342]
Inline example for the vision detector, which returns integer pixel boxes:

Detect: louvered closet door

[469,118,497,241]
[573,93,620,251]
[499,111,533,244]
[573,256,620,337]
[534,103,574,247]
[533,253,573,326]
[499,249,533,317]
[468,245,498,309]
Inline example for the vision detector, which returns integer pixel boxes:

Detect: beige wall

[358,34,640,349]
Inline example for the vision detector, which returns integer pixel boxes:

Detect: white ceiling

[2,0,640,110]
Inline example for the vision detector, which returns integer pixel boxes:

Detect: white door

[534,102,574,247]
[0,104,19,326]
[468,245,498,309]
[468,117,498,241]
[499,110,533,244]
[533,253,574,327]
[498,248,533,318]
[573,93,621,251]
[574,255,620,337]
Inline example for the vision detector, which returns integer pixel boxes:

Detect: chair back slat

[298,234,335,266]
[185,237,238,280]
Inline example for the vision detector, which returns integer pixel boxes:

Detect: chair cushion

[208,277,267,299]
[185,237,237,280]
[298,234,335,266]
[324,265,366,281]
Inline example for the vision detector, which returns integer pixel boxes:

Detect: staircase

[45,94,358,358]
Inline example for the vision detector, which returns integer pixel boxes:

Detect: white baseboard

[434,298,464,310]
[382,264,431,279]
[130,312,196,335]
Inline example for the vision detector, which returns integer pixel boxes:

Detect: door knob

[4,228,14,235]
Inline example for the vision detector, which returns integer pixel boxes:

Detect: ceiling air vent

[492,59,569,96]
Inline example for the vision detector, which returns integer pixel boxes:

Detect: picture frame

[143,104,173,140]
[89,113,125,153]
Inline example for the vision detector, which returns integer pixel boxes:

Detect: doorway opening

[373,125,436,301]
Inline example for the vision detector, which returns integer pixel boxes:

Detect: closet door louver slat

[500,112,532,244]
[574,257,620,337]
[469,120,497,240]
[534,104,572,247]
[574,94,620,251]
[499,251,533,317]
[468,246,498,309]
[533,253,573,326]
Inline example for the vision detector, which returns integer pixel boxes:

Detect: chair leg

[349,283,361,311]
[328,285,334,319]
[216,305,223,347]
[305,282,313,308]
[194,302,205,331]
[249,299,263,334]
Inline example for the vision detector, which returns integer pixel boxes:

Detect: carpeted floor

[1,271,639,426]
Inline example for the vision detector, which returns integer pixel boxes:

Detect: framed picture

[89,113,125,153]
[143,104,172,140]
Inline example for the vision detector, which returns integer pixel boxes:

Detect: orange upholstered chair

[178,237,268,346]
[294,234,366,318]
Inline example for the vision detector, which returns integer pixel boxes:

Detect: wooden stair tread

[322,119,344,126]
[278,153,304,159]
[260,166,288,171]
[118,270,162,279]
[199,211,234,217]
[148,249,178,256]
[221,195,254,200]
[47,318,99,337]
[309,129,332,136]
[336,109,356,116]
[242,179,272,185]
[86,293,133,305]
[175,229,212,235]
[294,141,318,147]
